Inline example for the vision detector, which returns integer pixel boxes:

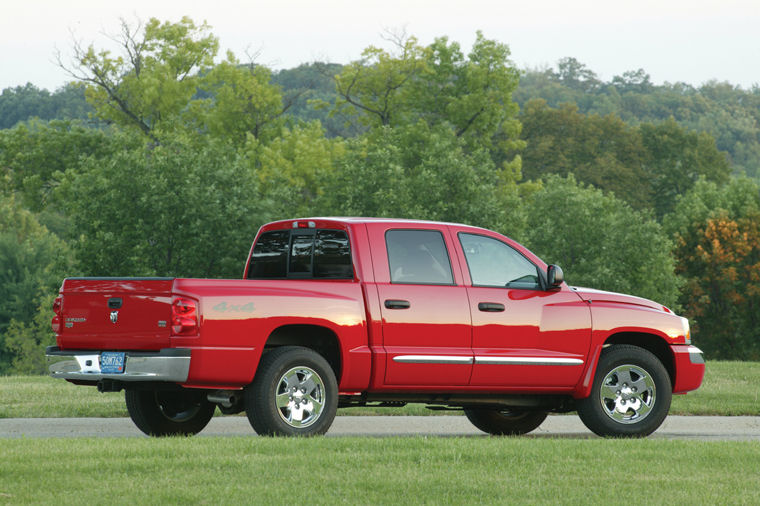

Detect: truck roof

[263,217,481,229]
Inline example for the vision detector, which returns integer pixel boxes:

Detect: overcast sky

[2,0,758,91]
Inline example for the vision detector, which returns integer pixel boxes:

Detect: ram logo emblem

[110,311,119,324]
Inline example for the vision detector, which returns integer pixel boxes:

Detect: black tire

[464,408,548,436]
[577,345,672,438]
[245,346,338,436]
[125,388,216,437]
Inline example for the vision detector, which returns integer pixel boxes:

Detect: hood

[570,286,668,313]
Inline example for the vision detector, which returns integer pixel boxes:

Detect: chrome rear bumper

[46,346,190,382]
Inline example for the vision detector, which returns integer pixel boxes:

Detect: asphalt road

[1,415,759,440]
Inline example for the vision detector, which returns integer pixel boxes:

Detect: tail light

[172,297,198,336]
[51,296,63,333]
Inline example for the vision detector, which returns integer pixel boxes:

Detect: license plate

[100,352,126,374]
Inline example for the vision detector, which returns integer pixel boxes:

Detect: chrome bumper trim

[46,346,191,382]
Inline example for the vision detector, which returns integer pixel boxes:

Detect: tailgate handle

[108,298,123,309]
[478,302,505,312]
[384,299,410,310]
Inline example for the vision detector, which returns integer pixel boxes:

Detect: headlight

[680,316,691,344]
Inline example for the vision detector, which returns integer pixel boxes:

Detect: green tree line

[1,17,758,373]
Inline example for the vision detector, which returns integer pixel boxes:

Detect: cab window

[249,229,353,279]
[386,230,454,285]
[459,233,540,289]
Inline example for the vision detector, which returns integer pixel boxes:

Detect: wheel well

[604,333,675,387]
[264,325,341,381]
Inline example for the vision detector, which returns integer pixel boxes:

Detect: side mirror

[547,265,564,287]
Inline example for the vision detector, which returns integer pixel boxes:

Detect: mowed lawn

[1,362,759,504]
[1,360,758,418]
[1,437,759,504]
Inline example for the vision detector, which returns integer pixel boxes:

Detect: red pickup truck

[47,218,704,438]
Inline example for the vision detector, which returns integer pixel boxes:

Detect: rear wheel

[464,408,548,435]
[245,346,338,436]
[125,388,216,437]
[577,345,671,437]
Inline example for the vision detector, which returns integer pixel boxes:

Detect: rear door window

[386,230,454,285]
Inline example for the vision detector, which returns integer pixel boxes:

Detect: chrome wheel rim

[275,366,326,428]
[599,364,656,424]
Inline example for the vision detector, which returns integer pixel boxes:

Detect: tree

[639,118,731,217]
[185,54,284,145]
[0,195,70,373]
[319,122,525,236]
[245,121,346,218]
[665,178,760,359]
[330,32,524,172]
[58,17,219,142]
[272,62,363,138]
[523,175,680,308]
[519,100,731,217]
[58,138,271,278]
[519,100,652,208]
[555,57,601,93]
[0,119,122,213]
[0,83,92,129]
[332,32,427,128]
[674,213,760,359]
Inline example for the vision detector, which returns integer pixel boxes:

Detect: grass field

[1,360,758,419]
[1,437,759,504]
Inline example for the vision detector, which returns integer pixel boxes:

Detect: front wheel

[245,346,338,436]
[125,388,216,437]
[577,345,672,437]
[464,408,548,435]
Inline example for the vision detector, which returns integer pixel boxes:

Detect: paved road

[1,415,759,440]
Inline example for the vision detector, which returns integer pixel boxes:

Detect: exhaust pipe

[207,390,241,408]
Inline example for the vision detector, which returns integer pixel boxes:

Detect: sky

[1,0,758,91]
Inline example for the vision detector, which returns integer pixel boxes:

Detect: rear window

[248,229,353,279]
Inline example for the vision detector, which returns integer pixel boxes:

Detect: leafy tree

[186,55,284,145]
[639,118,731,217]
[0,119,122,213]
[516,60,760,179]
[519,100,731,217]
[519,100,651,209]
[0,83,92,129]
[330,32,523,172]
[58,17,219,142]
[319,122,525,236]
[611,69,654,94]
[523,175,680,307]
[272,62,363,138]
[555,57,601,93]
[665,178,760,359]
[674,212,760,359]
[245,121,346,218]
[331,32,427,128]
[0,196,70,373]
[3,293,58,374]
[58,138,270,278]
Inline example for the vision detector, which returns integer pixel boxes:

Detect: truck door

[366,224,473,386]
[452,230,591,388]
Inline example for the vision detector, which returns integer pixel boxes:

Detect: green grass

[0,437,759,504]
[2,360,758,418]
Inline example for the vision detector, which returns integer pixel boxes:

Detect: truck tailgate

[57,278,175,351]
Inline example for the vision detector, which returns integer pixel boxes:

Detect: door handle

[478,302,505,312]
[385,299,411,310]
